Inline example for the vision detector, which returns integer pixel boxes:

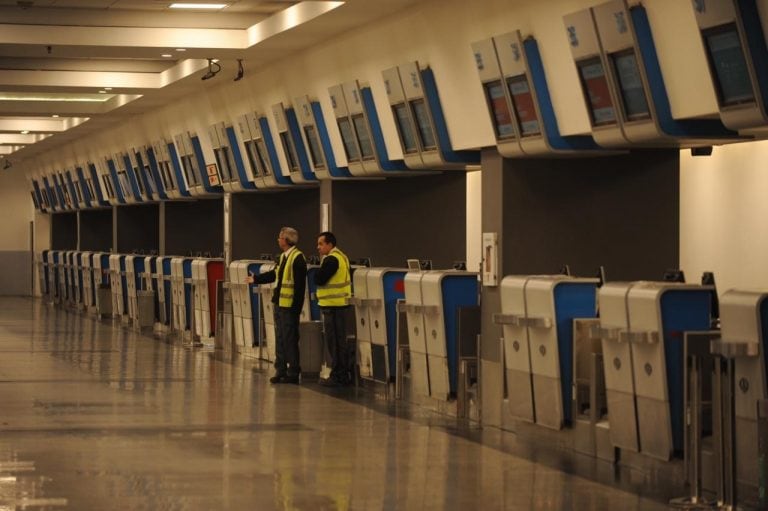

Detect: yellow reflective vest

[316,247,351,307]
[278,247,304,308]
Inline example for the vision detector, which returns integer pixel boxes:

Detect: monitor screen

[352,114,375,160]
[577,57,617,126]
[507,75,541,136]
[224,146,237,181]
[159,161,174,190]
[117,170,132,197]
[131,167,145,195]
[182,155,199,185]
[244,140,262,177]
[703,23,755,106]
[410,98,437,150]
[143,165,156,194]
[31,192,39,209]
[254,139,272,176]
[337,118,360,162]
[393,103,419,154]
[213,148,229,182]
[483,80,515,139]
[610,50,651,121]
[303,125,326,169]
[279,132,299,172]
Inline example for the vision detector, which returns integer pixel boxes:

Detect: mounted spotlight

[201,58,221,81]
[234,59,244,82]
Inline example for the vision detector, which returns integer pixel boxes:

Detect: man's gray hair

[280,226,299,246]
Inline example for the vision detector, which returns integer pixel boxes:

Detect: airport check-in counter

[155,256,174,332]
[404,270,479,401]
[108,254,127,320]
[150,140,187,199]
[293,95,352,179]
[599,281,711,460]
[564,0,737,148]
[256,262,313,363]
[235,112,289,188]
[693,1,768,132]
[209,121,256,192]
[472,31,606,156]
[350,268,406,382]
[191,258,224,344]
[328,81,409,177]
[229,259,272,352]
[124,255,147,327]
[170,257,194,337]
[271,102,318,184]
[496,275,598,430]
[174,131,223,196]
[81,251,94,311]
[717,289,768,487]
[92,253,111,317]
[382,61,481,170]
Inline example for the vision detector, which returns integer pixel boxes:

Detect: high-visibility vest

[316,247,351,307]
[278,247,304,308]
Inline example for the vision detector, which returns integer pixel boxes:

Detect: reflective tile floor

[0,298,672,510]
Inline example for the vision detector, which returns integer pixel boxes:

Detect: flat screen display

[577,57,617,126]
[131,167,145,195]
[74,181,83,203]
[213,149,228,181]
[410,99,437,150]
[611,50,650,121]
[31,192,39,209]
[393,103,419,154]
[352,114,375,160]
[182,155,199,185]
[101,175,115,199]
[244,140,262,177]
[254,139,272,176]
[337,118,360,162]
[223,146,236,181]
[117,171,132,197]
[483,80,515,139]
[279,132,299,172]
[159,161,175,190]
[507,75,541,136]
[143,165,156,194]
[303,125,326,169]
[704,24,755,106]
[86,178,96,199]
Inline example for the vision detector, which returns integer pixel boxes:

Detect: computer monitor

[410,99,437,150]
[610,49,651,122]
[483,80,515,139]
[507,75,541,136]
[393,104,419,154]
[577,56,617,126]
[703,23,755,107]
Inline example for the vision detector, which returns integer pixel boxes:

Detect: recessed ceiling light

[104,87,112,91]
[98,90,107,94]
[161,54,173,58]
[169,3,227,9]
[176,48,186,52]
[20,130,29,134]
[52,114,59,118]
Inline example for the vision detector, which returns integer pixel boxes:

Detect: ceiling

[0,0,423,167]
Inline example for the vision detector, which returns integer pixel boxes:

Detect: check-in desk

[124,255,147,328]
[497,275,598,430]
[81,252,94,311]
[404,270,479,401]
[229,260,271,354]
[92,253,111,317]
[599,281,711,460]
[718,289,768,487]
[37,250,50,301]
[170,257,193,339]
[191,258,224,344]
[256,262,313,363]
[154,257,174,333]
[108,254,126,320]
[350,268,406,382]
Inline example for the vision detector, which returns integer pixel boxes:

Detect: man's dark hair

[318,231,336,246]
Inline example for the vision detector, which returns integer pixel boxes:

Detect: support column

[480,148,504,428]
[158,201,166,256]
[319,179,332,232]
[111,205,118,253]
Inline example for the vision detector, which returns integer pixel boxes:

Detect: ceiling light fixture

[52,114,59,118]
[161,54,173,58]
[98,90,107,94]
[104,87,112,91]
[169,3,227,9]
[176,48,186,52]
[20,130,29,134]
[201,58,221,81]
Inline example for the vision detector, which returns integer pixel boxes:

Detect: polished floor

[0,297,672,510]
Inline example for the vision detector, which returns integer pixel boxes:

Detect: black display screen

[577,57,617,126]
[410,98,437,150]
[352,114,375,160]
[254,139,272,176]
[703,23,755,106]
[279,132,299,172]
[244,140,261,177]
[337,118,360,162]
[303,125,325,169]
[483,80,515,139]
[507,75,541,136]
[610,50,650,121]
[393,103,419,154]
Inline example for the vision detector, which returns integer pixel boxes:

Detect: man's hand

[245,272,255,284]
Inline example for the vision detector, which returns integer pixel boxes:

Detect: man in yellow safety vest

[315,231,352,387]
[247,226,307,384]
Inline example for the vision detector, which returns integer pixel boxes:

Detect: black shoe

[281,375,300,384]
[269,374,287,384]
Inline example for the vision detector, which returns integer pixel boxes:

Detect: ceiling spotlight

[52,114,59,118]
[98,90,107,94]
[201,58,221,81]
[161,54,173,58]
[104,87,112,91]
[176,48,186,52]
[20,130,29,134]
[234,59,244,82]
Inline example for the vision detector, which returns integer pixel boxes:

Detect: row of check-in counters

[35,250,768,495]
